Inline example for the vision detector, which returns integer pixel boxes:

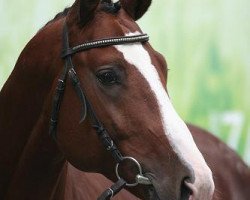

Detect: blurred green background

[0,0,249,164]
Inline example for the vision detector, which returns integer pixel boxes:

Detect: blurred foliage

[140,0,250,164]
[0,0,249,164]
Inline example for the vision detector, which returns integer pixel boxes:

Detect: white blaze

[114,32,214,198]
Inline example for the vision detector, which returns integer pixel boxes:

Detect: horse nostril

[180,178,193,200]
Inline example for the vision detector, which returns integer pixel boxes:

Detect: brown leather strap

[97,178,126,200]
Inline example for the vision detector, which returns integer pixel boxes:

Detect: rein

[49,22,151,199]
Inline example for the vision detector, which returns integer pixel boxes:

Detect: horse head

[51,0,214,199]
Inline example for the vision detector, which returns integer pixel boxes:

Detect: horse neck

[5,109,66,199]
[0,19,66,198]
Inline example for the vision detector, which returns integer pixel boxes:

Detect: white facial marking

[114,32,214,199]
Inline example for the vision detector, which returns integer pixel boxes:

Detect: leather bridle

[49,22,152,199]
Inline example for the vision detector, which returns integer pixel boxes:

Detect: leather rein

[49,22,151,199]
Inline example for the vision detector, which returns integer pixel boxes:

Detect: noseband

[49,22,151,200]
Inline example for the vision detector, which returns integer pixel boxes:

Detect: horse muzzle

[147,174,214,200]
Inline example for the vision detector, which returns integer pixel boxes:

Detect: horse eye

[96,69,119,86]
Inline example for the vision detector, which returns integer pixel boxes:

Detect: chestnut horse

[0,0,248,199]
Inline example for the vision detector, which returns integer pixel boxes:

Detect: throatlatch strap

[49,62,68,139]
[98,178,126,200]
[68,67,88,123]
[49,23,70,139]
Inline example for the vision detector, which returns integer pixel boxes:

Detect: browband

[61,33,149,58]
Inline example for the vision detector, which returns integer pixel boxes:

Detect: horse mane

[44,1,121,27]
[45,7,70,27]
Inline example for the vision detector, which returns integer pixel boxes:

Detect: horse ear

[79,0,100,25]
[120,0,152,20]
